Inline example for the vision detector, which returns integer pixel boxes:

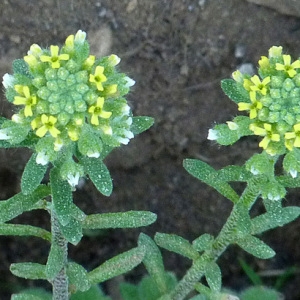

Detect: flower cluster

[1,30,135,187]
[209,46,300,156]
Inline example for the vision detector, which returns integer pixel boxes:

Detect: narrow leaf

[59,216,82,245]
[10,262,47,280]
[81,157,113,196]
[21,153,48,195]
[67,262,91,292]
[138,233,168,294]
[12,288,52,300]
[45,243,65,280]
[83,211,157,229]
[183,159,239,203]
[88,246,145,284]
[217,165,251,182]
[192,234,214,252]
[50,167,73,226]
[205,262,222,292]
[221,79,250,104]
[0,185,50,223]
[0,223,51,241]
[131,116,154,135]
[251,206,300,235]
[236,235,275,259]
[154,233,199,260]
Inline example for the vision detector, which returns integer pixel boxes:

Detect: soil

[0,0,300,299]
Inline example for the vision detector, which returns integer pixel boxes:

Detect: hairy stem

[51,209,69,300]
[168,178,262,299]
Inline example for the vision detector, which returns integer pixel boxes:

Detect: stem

[51,209,69,300]
[168,177,263,299]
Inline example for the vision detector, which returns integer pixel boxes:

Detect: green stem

[168,177,263,299]
[51,209,69,300]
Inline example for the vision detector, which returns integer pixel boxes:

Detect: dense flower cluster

[209,46,300,156]
[1,30,135,187]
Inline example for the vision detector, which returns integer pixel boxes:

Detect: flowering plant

[0,30,155,299]
[0,34,299,299]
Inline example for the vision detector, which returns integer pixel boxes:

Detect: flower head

[1,30,139,167]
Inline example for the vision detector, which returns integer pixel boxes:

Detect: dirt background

[0,0,299,299]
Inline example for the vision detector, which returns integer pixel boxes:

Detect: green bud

[270,89,281,99]
[282,78,295,91]
[45,68,57,81]
[57,67,69,80]
[270,75,284,88]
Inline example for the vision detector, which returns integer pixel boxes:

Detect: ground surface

[0,0,299,299]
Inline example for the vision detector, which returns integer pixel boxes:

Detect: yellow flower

[88,97,112,126]
[34,114,61,138]
[89,66,107,91]
[268,46,282,58]
[284,123,300,150]
[275,55,300,78]
[238,91,263,119]
[13,85,37,117]
[250,123,280,150]
[258,56,269,69]
[40,45,69,69]
[83,55,95,69]
[243,75,270,95]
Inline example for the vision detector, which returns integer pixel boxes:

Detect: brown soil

[0,0,299,299]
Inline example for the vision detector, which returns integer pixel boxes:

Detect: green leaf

[251,206,300,235]
[240,286,283,300]
[88,246,145,284]
[205,262,222,292]
[0,223,51,241]
[13,59,31,76]
[154,233,199,260]
[81,157,113,196]
[45,243,65,280]
[138,233,169,294]
[221,79,249,104]
[119,282,139,300]
[192,234,214,252]
[21,153,48,195]
[67,262,91,292]
[50,167,73,226]
[12,288,52,300]
[70,285,111,300]
[59,216,82,245]
[130,116,154,135]
[183,159,239,203]
[10,262,47,280]
[236,235,275,259]
[238,258,263,286]
[217,165,251,182]
[0,185,50,223]
[83,211,157,229]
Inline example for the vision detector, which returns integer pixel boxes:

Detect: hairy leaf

[88,247,145,284]
[46,243,65,280]
[131,116,154,135]
[0,185,50,223]
[67,262,91,292]
[236,235,275,259]
[0,223,51,241]
[10,262,47,280]
[221,79,249,104]
[155,233,199,260]
[83,211,157,229]
[183,159,239,203]
[138,233,168,294]
[21,153,48,195]
[205,262,222,292]
[81,157,113,196]
[50,167,73,226]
